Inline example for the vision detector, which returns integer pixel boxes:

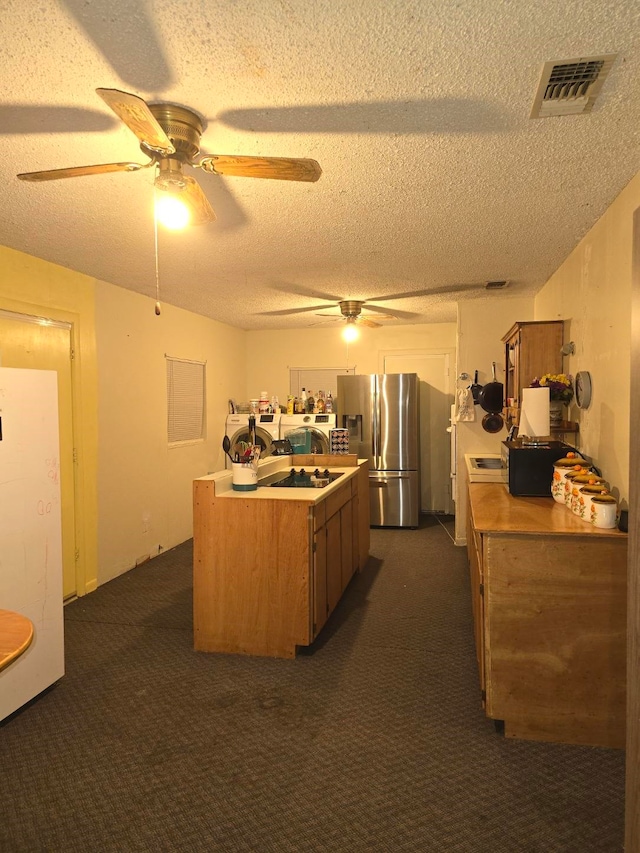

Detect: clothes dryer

[279,413,336,454]
[225,413,281,468]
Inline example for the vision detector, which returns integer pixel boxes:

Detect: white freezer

[0,367,64,721]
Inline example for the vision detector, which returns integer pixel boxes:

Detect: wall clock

[575,371,592,409]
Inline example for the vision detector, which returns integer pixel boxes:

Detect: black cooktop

[258,468,343,489]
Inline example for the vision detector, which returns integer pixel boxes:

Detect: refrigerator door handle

[369,472,412,480]
[372,385,379,465]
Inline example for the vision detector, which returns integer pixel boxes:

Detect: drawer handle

[370,481,388,488]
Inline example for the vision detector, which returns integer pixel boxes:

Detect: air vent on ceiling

[485,280,509,290]
[530,54,617,118]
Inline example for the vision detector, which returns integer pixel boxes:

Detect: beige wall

[244,323,457,403]
[95,283,246,584]
[535,171,640,508]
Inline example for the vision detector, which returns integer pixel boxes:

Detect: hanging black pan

[482,411,504,433]
[478,362,504,413]
[470,370,482,404]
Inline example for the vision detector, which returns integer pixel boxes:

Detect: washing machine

[225,413,281,468]
[279,413,337,454]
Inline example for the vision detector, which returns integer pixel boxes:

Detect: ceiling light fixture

[154,158,191,230]
[342,318,360,343]
[155,191,191,230]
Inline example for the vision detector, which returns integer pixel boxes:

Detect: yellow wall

[0,245,99,594]
[535,170,640,506]
[94,282,246,584]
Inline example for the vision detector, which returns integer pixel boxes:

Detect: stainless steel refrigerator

[337,373,420,528]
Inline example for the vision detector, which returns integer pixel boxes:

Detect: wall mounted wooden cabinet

[501,320,565,429]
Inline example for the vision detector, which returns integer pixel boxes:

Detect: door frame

[0,300,97,597]
[626,208,640,849]
[379,347,456,514]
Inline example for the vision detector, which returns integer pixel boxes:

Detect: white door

[382,351,455,514]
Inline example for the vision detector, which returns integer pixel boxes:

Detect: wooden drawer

[325,481,351,520]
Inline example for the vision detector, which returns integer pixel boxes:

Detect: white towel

[456,386,476,422]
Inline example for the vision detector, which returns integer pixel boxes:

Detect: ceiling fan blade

[258,304,332,317]
[356,317,382,328]
[96,88,175,155]
[17,161,150,182]
[200,155,321,182]
[180,176,216,225]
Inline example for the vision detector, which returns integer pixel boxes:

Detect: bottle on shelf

[295,395,304,414]
[307,391,315,414]
[325,392,333,414]
[301,388,307,410]
[271,395,280,414]
[286,395,294,415]
[316,391,326,413]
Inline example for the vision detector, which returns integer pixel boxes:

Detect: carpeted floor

[0,516,625,852]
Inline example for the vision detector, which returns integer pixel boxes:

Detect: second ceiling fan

[17,88,322,225]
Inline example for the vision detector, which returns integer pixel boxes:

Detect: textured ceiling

[1,0,640,330]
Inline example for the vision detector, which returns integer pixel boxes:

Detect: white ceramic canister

[590,493,618,529]
[569,474,609,514]
[231,461,258,491]
[574,484,609,520]
[551,454,585,503]
[564,466,593,507]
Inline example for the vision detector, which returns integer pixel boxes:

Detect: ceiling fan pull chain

[153,197,161,316]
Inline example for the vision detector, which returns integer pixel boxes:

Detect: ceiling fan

[16,88,322,225]
[260,281,509,326]
[315,300,395,329]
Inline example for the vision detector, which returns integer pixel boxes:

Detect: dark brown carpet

[0,516,624,852]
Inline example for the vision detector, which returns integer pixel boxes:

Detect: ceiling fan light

[342,319,360,343]
[155,191,191,230]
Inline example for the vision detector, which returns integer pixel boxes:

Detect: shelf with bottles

[288,389,334,416]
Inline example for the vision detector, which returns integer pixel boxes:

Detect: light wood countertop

[469,482,626,537]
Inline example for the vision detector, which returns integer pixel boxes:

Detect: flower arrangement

[530,373,574,403]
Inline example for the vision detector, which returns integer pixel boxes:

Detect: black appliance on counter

[501,440,572,496]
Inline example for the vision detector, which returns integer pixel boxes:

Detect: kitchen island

[467,483,627,747]
[193,455,370,658]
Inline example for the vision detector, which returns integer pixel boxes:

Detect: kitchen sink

[474,458,504,469]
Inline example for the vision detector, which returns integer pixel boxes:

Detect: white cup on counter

[231,460,258,491]
[590,493,618,528]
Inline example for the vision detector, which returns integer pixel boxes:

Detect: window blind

[166,357,206,443]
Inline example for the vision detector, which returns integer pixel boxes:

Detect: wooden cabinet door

[313,525,328,638]
[340,499,354,591]
[326,511,342,612]
[466,494,485,694]
[351,493,360,573]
